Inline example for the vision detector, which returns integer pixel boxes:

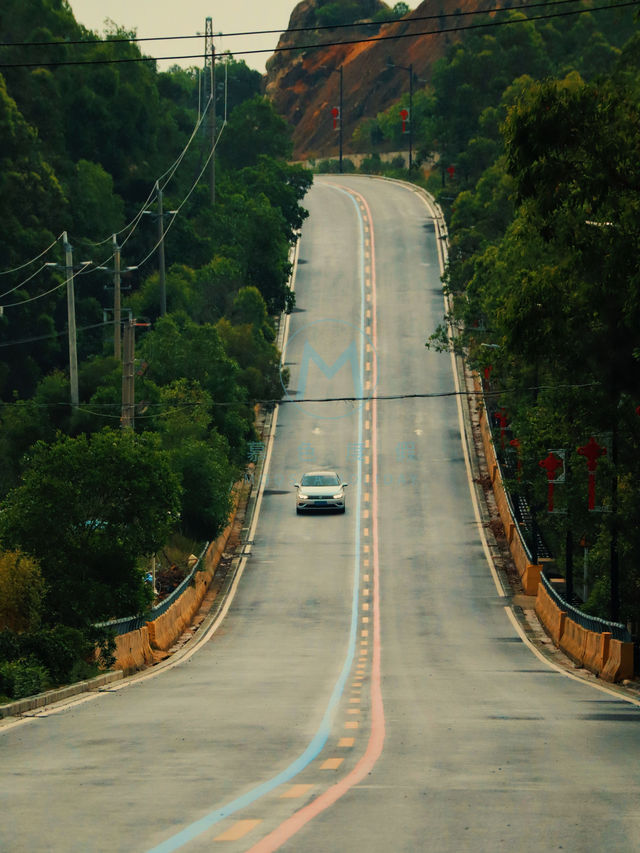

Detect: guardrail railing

[541,569,632,643]
[94,542,209,637]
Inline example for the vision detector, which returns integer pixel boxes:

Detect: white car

[295,470,348,514]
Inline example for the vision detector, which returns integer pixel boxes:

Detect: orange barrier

[583,630,611,675]
[478,402,542,595]
[112,481,246,671]
[559,617,587,666]
[535,582,566,645]
[475,373,635,682]
[147,570,213,652]
[113,627,155,674]
[600,639,635,683]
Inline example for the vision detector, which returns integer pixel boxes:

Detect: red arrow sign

[399,108,409,133]
[331,106,340,130]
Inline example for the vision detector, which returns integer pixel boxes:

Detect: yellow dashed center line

[321,758,344,770]
[281,784,314,799]
[338,737,355,747]
[214,820,262,841]
[345,721,359,729]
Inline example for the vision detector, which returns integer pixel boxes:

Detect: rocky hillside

[265,0,492,160]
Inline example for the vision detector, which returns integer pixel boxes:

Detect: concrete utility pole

[112,234,122,359]
[205,17,216,204]
[121,318,135,429]
[63,232,79,408]
[156,182,167,316]
[338,65,343,174]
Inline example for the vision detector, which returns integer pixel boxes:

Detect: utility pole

[205,17,216,204]
[63,231,79,408]
[338,65,343,174]
[409,62,414,171]
[156,181,167,316]
[121,318,135,429]
[112,234,122,359]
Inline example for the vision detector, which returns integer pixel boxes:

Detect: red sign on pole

[447,165,456,179]
[399,108,410,134]
[539,452,564,512]
[577,436,607,510]
[331,106,340,130]
[495,408,508,449]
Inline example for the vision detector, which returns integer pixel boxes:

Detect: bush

[0,659,49,700]
[0,625,97,691]
[21,626,94,684]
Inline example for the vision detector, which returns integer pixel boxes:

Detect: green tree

[0,550,46,632]
[0,429,181,625]
[217,95,293,170]
[171,438,235,541]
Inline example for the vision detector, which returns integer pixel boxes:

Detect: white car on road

[295,470,348,514]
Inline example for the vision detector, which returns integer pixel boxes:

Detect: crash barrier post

[600,639,635,683]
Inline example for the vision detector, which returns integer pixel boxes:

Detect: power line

[0,234,63,277]
[0,383,601,411]
[0,320,111,348]
[0,0,593,49]
[0,1,635,69]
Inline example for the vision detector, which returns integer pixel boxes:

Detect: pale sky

[67,1,419,73]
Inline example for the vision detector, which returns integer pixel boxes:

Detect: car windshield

[301,473,340,487]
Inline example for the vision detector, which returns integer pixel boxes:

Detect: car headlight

[298,493,308,500]
[333,492,343,499]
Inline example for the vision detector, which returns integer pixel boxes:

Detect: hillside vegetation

[0,0,311,699]
[407,6,640,629]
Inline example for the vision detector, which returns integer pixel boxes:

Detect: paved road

[2,176,639,853]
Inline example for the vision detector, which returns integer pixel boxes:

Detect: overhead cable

[0,0,611,49]
[0,1,636,68]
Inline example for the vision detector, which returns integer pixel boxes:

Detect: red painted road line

[246,186,385,853]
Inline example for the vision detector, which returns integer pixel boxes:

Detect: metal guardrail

[541,570,632,643]
[94,542,209,637]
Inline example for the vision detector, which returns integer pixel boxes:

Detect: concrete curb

[0,670,123,719]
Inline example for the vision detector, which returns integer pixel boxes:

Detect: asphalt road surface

[2,176,639,853]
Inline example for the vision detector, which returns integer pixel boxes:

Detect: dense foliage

[404,6,640,626]
[0,0,312,693]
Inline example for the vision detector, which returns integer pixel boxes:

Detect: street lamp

[45,231,92,408]
[142,182,178,317]
[387,59,414,170]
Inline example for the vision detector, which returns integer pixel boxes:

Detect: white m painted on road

[296,340,362,400]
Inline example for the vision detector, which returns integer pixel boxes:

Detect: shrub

[0,659,49,700]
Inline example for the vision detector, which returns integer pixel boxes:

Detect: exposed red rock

[265,0,493,161]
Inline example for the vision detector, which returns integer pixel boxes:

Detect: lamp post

[387,59,414,170]
[45,232,92,408]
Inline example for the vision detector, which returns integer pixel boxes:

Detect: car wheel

[296,507,302,515]
[340,505,346,514]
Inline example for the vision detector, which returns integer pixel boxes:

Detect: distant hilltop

[264,0,492,161]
